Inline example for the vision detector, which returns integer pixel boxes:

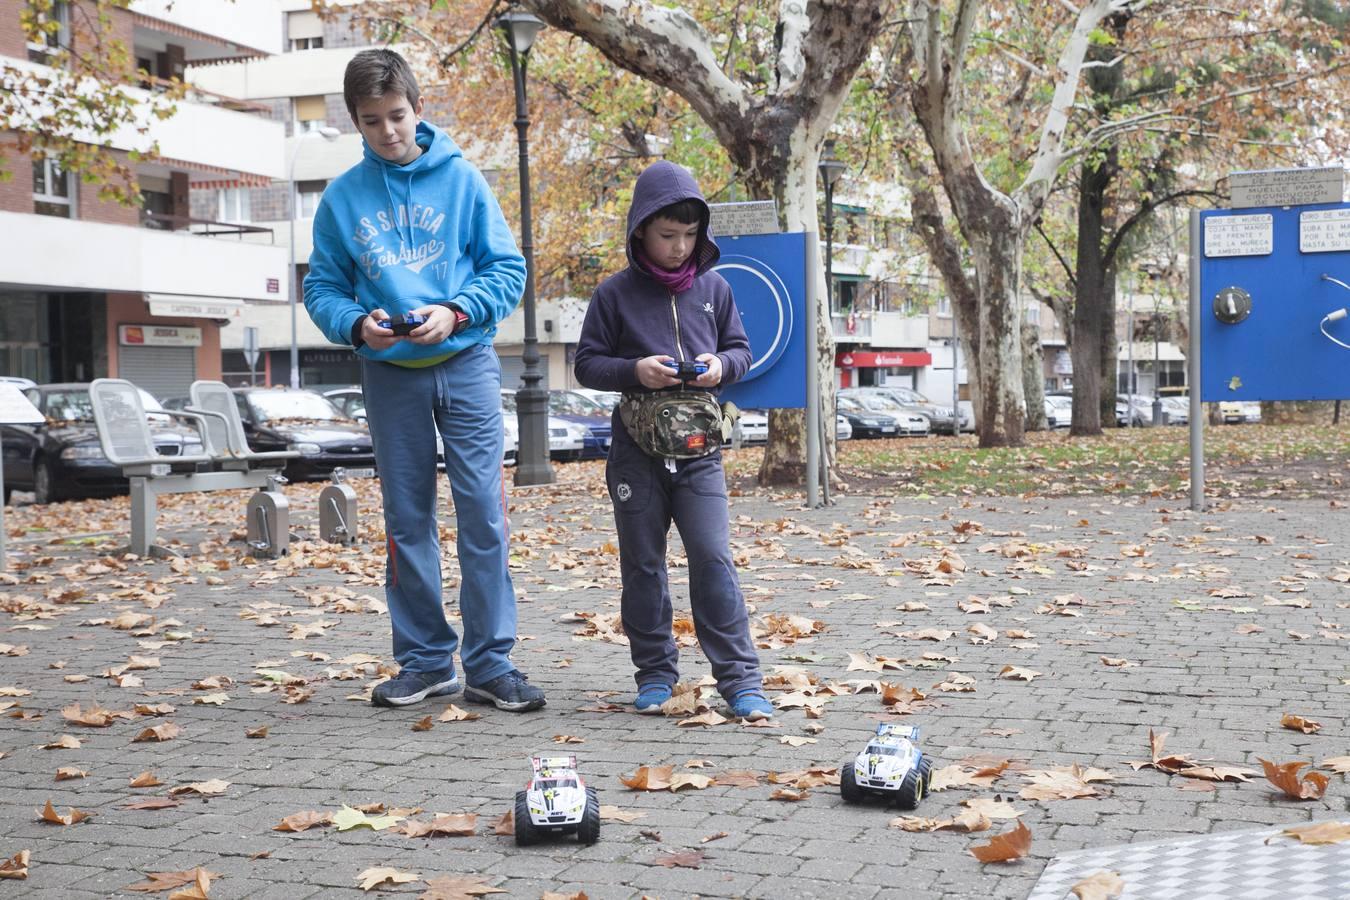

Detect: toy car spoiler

[875,723,919,740]
[531,755,578,774]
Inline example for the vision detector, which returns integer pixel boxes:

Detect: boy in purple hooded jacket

[573,161,772,720]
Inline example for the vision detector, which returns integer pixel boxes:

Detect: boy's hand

[361,309,402,350]
[691,353,723,388]
[636,355,682,390]
[406,305,457,344]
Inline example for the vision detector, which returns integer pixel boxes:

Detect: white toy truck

[839,723,933,809]
[514,755,600,846]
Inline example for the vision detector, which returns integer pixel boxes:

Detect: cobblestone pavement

[0,470,1347,899]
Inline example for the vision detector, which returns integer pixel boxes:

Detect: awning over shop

[835,350,933,368]
[147,294,245,320]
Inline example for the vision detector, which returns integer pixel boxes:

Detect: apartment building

[188,3,561,392]
[0,0,287,397]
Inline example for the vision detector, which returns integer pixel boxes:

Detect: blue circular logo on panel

[712,254,793,383]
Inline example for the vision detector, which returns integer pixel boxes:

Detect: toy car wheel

[897,768,925,811]
[918,756,933,792]
[576,786,601,845]
[839,763,865,803]
[513,790,540,846]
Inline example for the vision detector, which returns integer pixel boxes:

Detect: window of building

[296,180,328,218]
[33,158,73,218]
[1025,303,1040,325]
[831,277,862,316]
[287,11,325,51]
[936,295,952,318]
[216,187,251,224]
[27,1,69,63]
[294,96,329,133]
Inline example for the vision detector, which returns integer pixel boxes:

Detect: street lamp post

[289,124,340,389]
[1151,304,1164,426]
[497,11,554,487]
[816,139,846,506]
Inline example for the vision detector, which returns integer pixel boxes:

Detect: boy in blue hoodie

[304,49,543,712]
[574,161,772,720]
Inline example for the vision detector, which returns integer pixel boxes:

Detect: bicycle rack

[319,468,359,545]
[246,473,290,558]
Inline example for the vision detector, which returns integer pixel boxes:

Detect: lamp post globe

[496,11,554,486]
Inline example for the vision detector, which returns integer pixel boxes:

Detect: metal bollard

[319,468,359,544]
[246,473,289,558]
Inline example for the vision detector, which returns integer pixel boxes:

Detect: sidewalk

[0,474,1347,898]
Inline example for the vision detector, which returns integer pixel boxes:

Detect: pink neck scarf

[635,246,699,294]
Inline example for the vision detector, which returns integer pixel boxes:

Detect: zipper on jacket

[669,292,687,362]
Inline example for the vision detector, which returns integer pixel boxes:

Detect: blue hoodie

[303,121,526,363]
[573,161,751,395]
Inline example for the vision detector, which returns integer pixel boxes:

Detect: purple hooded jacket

[573,161,751,396]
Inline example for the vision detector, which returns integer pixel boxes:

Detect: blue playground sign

[713,232,808,410]
[1199,202,1350,401]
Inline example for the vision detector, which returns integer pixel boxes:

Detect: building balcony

[0,210,287,302]
[831,311,929,348]
[129,0,283,57]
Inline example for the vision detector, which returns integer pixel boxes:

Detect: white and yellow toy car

[515,755,600,845]
[840,723,933,809]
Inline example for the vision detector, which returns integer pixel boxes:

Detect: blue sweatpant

[360,343,517,685]
[605,426,762,699]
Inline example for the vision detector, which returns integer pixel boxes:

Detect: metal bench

[88,379,287,558]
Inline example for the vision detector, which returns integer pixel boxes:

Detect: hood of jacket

[625,160,720,277]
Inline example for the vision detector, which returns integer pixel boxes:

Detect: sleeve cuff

[350,315,367,349]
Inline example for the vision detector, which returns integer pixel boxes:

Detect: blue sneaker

[728,690,774,721]
[635,683,673,714]
[371,668,459,708]
[464,669,546,712]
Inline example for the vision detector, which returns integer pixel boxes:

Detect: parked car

[836,413,852,441]
[230,387,375,482]
[1162,395,1190,425]
[548,390,612,459]
[572,388,621,413]
[736,409,768,444]
[1045,395,1072,429]
[845,386,956,433]
[835,395,903,438]
[838,393,929,436]
[2,383,204,504]
[501,390,587,461]
[0,376,37,390]
[1219,400,1261,424]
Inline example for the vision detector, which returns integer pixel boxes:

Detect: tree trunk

[965,205,1027,447]
[1070,154,1114,435]
[1022,321,1047,431]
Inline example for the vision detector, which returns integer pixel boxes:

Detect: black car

[1,383,204,504]
[835,394,902,438]
[231,388,376,482]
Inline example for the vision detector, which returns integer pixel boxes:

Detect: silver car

[843,386,956,433]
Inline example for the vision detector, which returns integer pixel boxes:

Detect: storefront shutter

[117,346,196,402]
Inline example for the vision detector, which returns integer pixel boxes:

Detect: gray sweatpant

[604,429,762,699]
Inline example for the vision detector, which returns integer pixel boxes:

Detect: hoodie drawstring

[379,166,416,249]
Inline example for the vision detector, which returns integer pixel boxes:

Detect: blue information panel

[1200,202,1350,401]
[713,232,807,410]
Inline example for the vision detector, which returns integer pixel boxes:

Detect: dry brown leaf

[0,850,29,880]
[274,811,330,832]
[621,765,674,791]
[411,716,434,732]
[650,849,704,868]
[779,735,817,748]
[1277,821,1350,845]
[1259,759,1329,800]
[61,702,115,727]
[1100,657,1135,668]
[418,875,506,899]
[125,867,219,893]
[929,761,1010,792]
[130,771,162,788]
[713,771,761,789]
[490,810,513,835]
[132,722,182,743]
[676,711,727,728]
[701,831,730,843]
[1177,765,1256,783]
[1128,729,1198,774]
[124,797,180,811]
[245,725,268,739]
[1019,765,1111,801]
[54,767,86,781]
[37,800,91,826]
[599,805,645,823]
[769,787,810,801]
[402,813,478,837]
[891,808,991,833]
[439,704,480,722]
[43,735,80,750]
[166,868,212,900]
[1321,756,1350,774]
[961,797,1024,820]
[356,866,420,891]
[169,779,230,797]
[969,820,1032,863]
[997,666,1041,682]
[847,651,885,672]
[1070,870,1125,899]
[1280,714,1322,734]
[968,623,997,644]
[669,772,713,792]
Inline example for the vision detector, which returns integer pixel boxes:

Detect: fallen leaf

[552,734,585,743]
[676,711,727,728]
[1178,765,1256,783]
[769,787,810,801]
[929,761,1010,791]
[418,875,506,899]
[490,810,513,835]
[701,831,730,843]
[712,771,761,789]
[1019,765,1112,801]
[1071,870,1125,899]
[125,867,219,893]
[1321,756,1350,774]
[61,702,115,727]
[42,735,81,750]
[1277,821,1350,846]
[132,723,182,742]
[356,866,419,891]
[130,771,162,788]
[245,726,268,739]
[169,779,230,797]
[166,868,212,900]
[0,850,29,880]
[1100,657,1135,668]
[599,805,645,823]
[37,800,91,826]
[401,813,477,837]
[124,798,180,811]
[54,767,87,781]
[968,623,997,644]
[439,704,480,722]
[1259,759,1329,800]
[1280,714,1322,735]
[621,765,674,791]
[779,735,817,747]
[332,805,403,831]
[961,797,1024,820]
[411,716,434,732]
[650,850,704,868]
[970,820,1032,862]
[274,811,330,832]
[997,666,1041,682]
[669,772,713,792]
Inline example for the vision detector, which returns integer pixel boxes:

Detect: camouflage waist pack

[619,390,725,459]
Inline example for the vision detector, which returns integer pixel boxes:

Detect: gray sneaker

[464,669,546,712]
[371,668,460,707]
